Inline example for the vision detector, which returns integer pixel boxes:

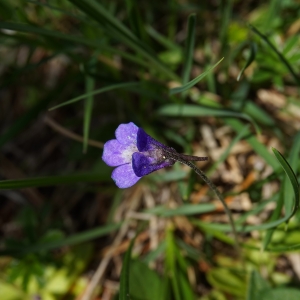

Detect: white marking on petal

[121,144,138,162]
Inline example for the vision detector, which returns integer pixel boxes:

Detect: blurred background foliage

[0,0,300,299]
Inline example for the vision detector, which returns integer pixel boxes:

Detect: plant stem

[163,148,240,252]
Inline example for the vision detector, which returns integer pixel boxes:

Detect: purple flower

[102,122,175,188]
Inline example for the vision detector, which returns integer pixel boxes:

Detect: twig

[44,116,104,148]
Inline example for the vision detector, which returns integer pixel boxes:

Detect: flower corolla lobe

[102,123,174,188]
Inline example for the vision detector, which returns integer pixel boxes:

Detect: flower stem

[181,159,240,251]
[163,148,240,252]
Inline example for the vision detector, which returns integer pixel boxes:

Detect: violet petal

[115,122,139,145]
[132,152,175,177]
[102,139,138,167]
[137,128,166,151]
[111,163,141,188]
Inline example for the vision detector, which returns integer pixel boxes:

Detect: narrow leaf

[246,270,270,300]
[83,74,95,153]
[263,134,300,250]
[249,24,300,87]
[49,82,140,110]
[169,58,224,95]
[182,14,196,85]
[68,0,178,80]
[272,148,299,220]
[0,171,110,190]
[237,42,257,81]
[145,203,216,217]
[262,190,284,251]
[2,223,121,255]
[157,104,260,135]
[119,238,135,300]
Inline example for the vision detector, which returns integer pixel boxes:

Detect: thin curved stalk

[162,148,240,252]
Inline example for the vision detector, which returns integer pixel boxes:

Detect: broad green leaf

[207,268,247,297]
[261,288,300,300]
[169,58,224,95]
[130,260,164,300]
[119,238,135,300]
[0,281,28,300]
[246,270,270,300]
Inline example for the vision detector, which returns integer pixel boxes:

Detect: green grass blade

[83,74,95,153]
[125,0,144,40]
[237,42,257,81]
[119,238,135,300]
[145,203,216,217]
[68,0,178,80]
[166,228,182,300]
[225,119,279,170]
[146,25,181,51]
[249,24,300,87]
[69,0,136,42]
[169,58,224,95]
[262,191,284,251]
[263,134,300,250]
[2,223,121,255]
[0,22,150,68]
[246,270,270,300]
[157,104,260,135]
[272,148,299,219]
[0,21,99,47]
[219,0,233,48]
[192,216,294,233]
[243,101,275,127]
[0,172,109,189]
[182,14,196,85]
[49,82,140,110]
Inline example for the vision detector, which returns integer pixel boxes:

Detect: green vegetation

[0,0,300,299]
